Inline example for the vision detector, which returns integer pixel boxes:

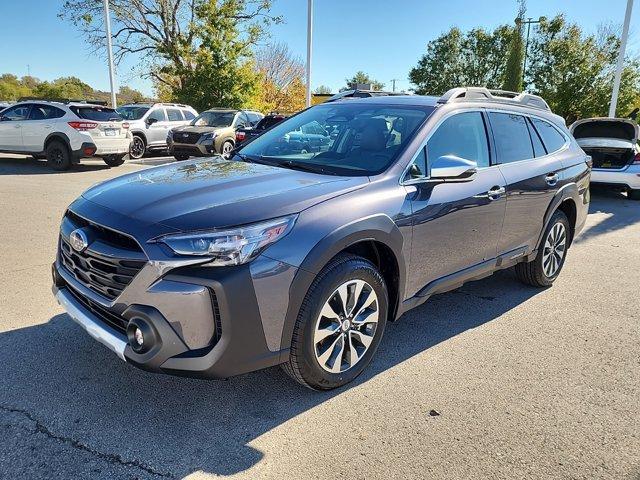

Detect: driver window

[427,112,490,169]
[2,105,31,121]
[147,108,166,122]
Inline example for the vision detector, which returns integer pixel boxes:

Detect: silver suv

[117,103,198,159]
[53,88,590,390]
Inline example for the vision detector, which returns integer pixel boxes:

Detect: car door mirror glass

[146,117,158,125]
[430,155,478,181]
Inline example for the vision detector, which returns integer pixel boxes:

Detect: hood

[570,118,638,143]
[82,158,367,231]
[172,125,231,135]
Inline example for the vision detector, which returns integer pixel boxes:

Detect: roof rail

[17,97,108,106]
[437,87,550,111]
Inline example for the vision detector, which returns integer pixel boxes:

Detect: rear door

[405,110,507,296]
[489,111,566,255]
[0,104,31,150]
[22,104,67,151]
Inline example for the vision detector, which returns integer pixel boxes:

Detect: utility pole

[609,0,634,118]
[305,0,313,108]
[521,17,541,83]
[103,0,117,108]
[390,79,398,92]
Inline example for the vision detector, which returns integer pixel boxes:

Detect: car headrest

[360,118,388,152]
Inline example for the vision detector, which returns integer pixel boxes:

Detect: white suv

[116,103,198,159]
[0,100,132,170]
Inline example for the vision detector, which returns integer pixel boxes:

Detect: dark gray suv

[52,88,590,390]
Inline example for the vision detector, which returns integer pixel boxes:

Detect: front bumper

[591,165,640,190]
[168,139,216,156]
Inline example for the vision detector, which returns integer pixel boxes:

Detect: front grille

[173,131,201,144]
[65,282,128,334]
[59,211,147,300]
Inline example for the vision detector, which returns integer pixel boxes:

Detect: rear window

[488,112,534,164]
[531,118,566,153]
[71,106,122,122]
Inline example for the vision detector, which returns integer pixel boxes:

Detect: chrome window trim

[399,106,571,185]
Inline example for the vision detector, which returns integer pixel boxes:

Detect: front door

[0,104,31,151]
[405,111,507,297]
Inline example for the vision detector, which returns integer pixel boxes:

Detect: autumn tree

[59,0,281,110]
[254,42,306,113]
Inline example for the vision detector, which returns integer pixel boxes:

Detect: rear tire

[129,135,146,160]
[45,140,71,171]
[103,154,126,167]
[174,154,189,161]
[515,210,570,287]
[628,189,640,200]
[282,254,388,390]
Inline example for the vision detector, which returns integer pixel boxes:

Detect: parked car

[235,113,287,146]
[52,87,590,389]
[168,108,263,160]
[0,100,131,170]
[0,102,12,112]
[570,117,640,200]
[326,89,407,102]
[117,102,198,159]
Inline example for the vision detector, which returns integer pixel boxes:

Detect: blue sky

[1,0,639,96]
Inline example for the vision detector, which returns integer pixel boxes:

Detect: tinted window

[527,118,546,157]
[235,112,250,127]
[192,111,235,127]
[247,112,262,124]
[1,105,30,120]
[166,108,183,121]
[70,106,121,121]
[116,106,149,120]
[426,112,490,169]
[257,116,285,130]
[240,103,431,176]
[182,109,196,120]
[531,118,566,153]
[489,112,534,163]
[147,108,166,122]
[29,105,66,120]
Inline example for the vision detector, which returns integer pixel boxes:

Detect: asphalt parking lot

[0,153,638,479]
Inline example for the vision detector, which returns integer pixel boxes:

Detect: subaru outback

[52,88,590,390]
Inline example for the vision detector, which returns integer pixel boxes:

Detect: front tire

[283,254,388,390]
[45,140,71,171]
[129,135,146,160]
[103,154,125,167]
[628,189,640,200]
[174,154,189,161]
[515,210,570,287]
[221,140,234,155]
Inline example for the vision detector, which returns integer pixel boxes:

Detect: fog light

[134,327,144,346]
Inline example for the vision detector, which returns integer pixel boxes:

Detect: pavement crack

[0,404,174,478]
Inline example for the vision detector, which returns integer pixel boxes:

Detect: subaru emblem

[183,133,189,137]
[69,229,89,253]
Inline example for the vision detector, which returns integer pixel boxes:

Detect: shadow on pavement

[0,270,542,478]
[0,156,113,175]
[575,189,640,243]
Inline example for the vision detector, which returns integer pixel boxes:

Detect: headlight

[155,215,297,266]
[201,132,215,141]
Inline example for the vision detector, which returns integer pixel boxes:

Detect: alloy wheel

[313,279,379,373]
[222,142,233,154]
[542,222,566,277]
[130,137,145,159]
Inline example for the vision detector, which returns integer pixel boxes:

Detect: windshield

[192,111,236,127]
[116,106,150,120]
[238,103,432,176]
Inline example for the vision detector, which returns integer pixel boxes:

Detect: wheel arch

[278,214,406,355]
[130,130,148,144]
[537,184,579,251]
[44,132,71,153]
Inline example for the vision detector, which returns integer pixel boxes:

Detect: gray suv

[52,88,590,390]
[117,102,198,159]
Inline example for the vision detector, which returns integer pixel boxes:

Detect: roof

[327,94,440,107]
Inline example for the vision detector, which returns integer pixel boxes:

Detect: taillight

[633,152,640,165]
[68,121,98,131]
[122,122,130,129]
[236,131,246,142]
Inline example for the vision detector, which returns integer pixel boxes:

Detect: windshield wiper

[278,160,333,175]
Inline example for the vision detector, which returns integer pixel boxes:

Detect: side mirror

[430,155,478,181]
[146,117,158,126]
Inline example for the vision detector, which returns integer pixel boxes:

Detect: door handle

[487,186,506,200]
[545,173,559,186]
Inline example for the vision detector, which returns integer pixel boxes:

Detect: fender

[278,214,406,356]
[130,130,148,144]
[534,182,580,254]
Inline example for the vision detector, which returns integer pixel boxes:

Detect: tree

[503,0,525,91]
[253,42,306,112]
[526,15,640,122]
[59,0,281,110]
[342,71,385,91]
[409,26,513,95]
[314,85,332,95]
